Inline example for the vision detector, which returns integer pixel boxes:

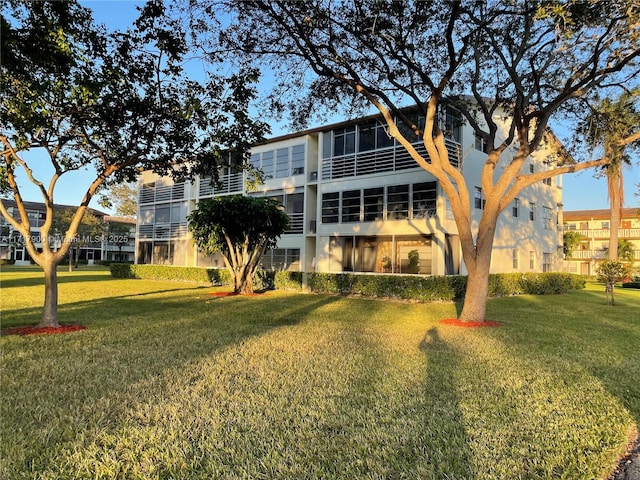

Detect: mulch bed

[209,291,266,297]
[439,318,502,328]
[2,324,87,336]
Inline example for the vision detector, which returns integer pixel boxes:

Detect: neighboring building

[136,106,564,276]
[0,200,136,265]
[563,208,640,275]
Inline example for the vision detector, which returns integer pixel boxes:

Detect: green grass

[1,266,639,479]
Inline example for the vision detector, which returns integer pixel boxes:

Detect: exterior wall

[562,209,640,275]
[135,108,563,276]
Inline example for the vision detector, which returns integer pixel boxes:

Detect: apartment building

[0,200,136,264]
[563,208,640,275]
[136,107,564,276]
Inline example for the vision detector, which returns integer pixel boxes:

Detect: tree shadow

[0,292,343,476]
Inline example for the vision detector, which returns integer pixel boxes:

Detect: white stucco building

[135,107,564,276]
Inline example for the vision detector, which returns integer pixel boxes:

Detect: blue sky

[11,0,639,213]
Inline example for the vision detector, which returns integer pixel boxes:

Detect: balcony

[570,228,640,239]
[567,249,640,260]
[322,138,461,181]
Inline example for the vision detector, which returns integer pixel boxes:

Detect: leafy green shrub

[306,272,582,301]
[274,271,303,291]
[0,258,16,265]
[109,264,231,285]
[622,282,640,289]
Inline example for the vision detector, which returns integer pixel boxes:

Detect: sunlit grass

[1,267,638,479]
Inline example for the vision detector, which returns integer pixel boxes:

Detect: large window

[358,120,394,152]
[321,192,340,224]
[542,252,552,272]
[363,187,384,222]
[251,144,305,179]
[333,126,356,156]
[412,182,437,219]
[341,190,361,223]
[387,185,409,220]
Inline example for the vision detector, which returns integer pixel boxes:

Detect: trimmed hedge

[622,282,640,289]
[307,272,584,301]
[109,264,585,300]
[110,264,232,285]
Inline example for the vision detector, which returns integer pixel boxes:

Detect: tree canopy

[188,195,290,294]
[0,0,268,326]
[193,0,640,321]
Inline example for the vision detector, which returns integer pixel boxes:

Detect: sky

[9,0,640,214]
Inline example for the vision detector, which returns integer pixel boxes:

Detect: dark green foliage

[622,282,640,289]
[109,263,232,285]
[308,272,583,301]
[274,271,304,291]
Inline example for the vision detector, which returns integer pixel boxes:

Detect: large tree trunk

[41,260,60,328]
[457,214,497,323]
[233,268,254,295]
[458,254,492,322]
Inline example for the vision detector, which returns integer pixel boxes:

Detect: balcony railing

[567,249,640,260]
[322,138,461,181]
[569,228,640,239]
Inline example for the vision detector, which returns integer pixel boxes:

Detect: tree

[99,183,138,218]
[105,221,134,262]
[609,238,636,265]
[51,208,104,270]
[187,195,290,294]
[563,231,584,259]
[197,0,640,322]
[596,260,630,306]
[0,0,268,327]
[577,93,640,260]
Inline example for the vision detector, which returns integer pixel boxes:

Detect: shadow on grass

[1,292,343,477]
[418,327,475,478]
[484,289,640,477]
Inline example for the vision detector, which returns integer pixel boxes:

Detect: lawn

[1,266,639,479]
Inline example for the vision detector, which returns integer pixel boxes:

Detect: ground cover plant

[1,266,639,479]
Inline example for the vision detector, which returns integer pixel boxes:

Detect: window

[530,251,535,269]
[542,252,552,272]
[543,176,552,186]
[580,222,588,230]
[474,133,488,153]
[601,221,610,229]
[387,185,409,220]
[512,198,519,218]
[155,205,170,224]
[275,148,289,178]
[321,193,339,223]
[474,187,486,210]
[542,207,552,229]
[412,182,437,219]
[291,145,305,175]
[513,249,519,269]
[565,223,576,230]
[333,126,356,156]
[529,202,535,221]
[442,107,462,143]
[529,164,535,174]
[341,190,361,223]
[261,151,274,178]
[363,187,384,222]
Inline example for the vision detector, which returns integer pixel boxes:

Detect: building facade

[136,108,564,276]
[563,208,640,275]
[0,200,136,265]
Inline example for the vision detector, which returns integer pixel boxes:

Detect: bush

[306,272,582,301]
[0,258,16,265]
[109,264,232,285]
[621,282,640,289]
[109,265,584,301]
[274,271,303,291]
